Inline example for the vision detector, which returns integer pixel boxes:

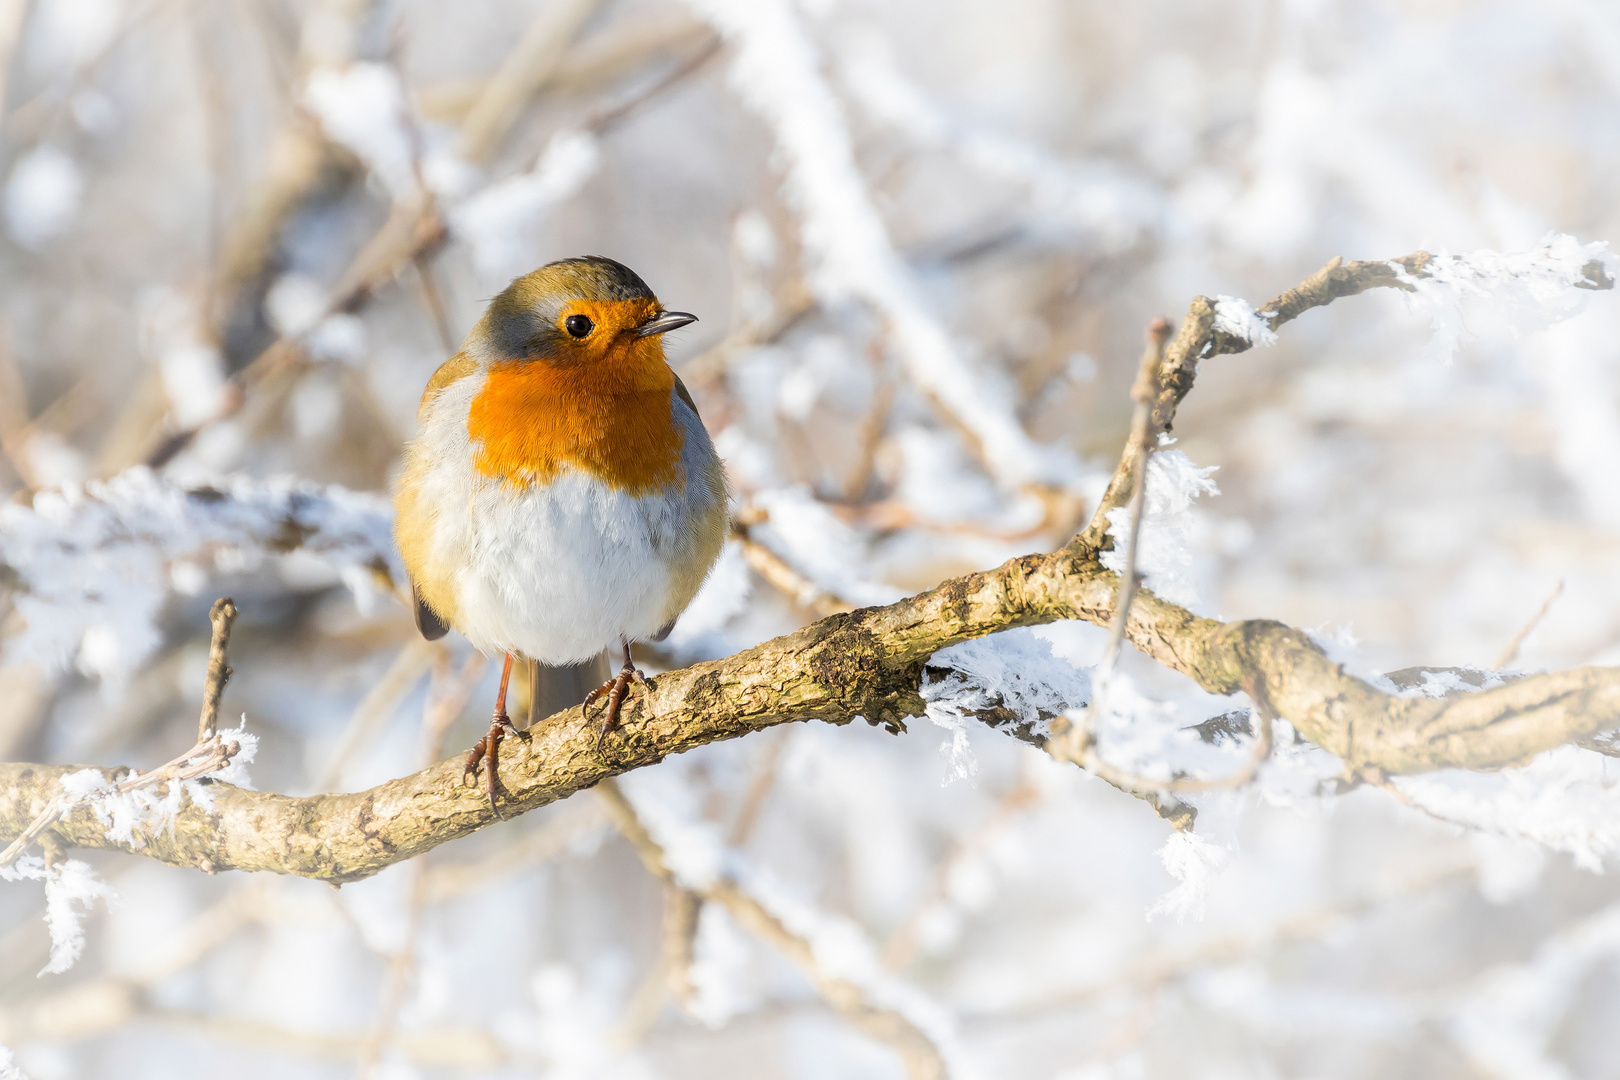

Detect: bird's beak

[637,310,698,337]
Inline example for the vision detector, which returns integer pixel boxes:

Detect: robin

[394,256,728,816]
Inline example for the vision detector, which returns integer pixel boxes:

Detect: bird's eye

[564,314,594,338]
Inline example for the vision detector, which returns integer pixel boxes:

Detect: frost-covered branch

[4,244,1620,888]
[1077,239,1616,553]
[0,470,396,689]
[682,0,1074,490]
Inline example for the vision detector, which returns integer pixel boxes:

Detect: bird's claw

[462,710,521,819]
[582,661,650,750]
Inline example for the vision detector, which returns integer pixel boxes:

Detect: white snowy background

[2,0,1620,1077]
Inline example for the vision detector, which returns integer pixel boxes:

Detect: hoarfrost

[1393,234,1618,364]
[1101,445,1220,606]
[303,63,417,196]
[1146,830,1231,924]
[1,856,117,975]
[1392,745,1620,872]
[1212,295,1279,347]
[449,130,601,276]
[682,0,1077,490]
[0,469,396,692]
[922,629,1095,781]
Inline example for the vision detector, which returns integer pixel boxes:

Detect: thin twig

[880,780,1041,971]
[1099,317,1172,674]
[1053,673,1278,797]
[580,32,723,134]
[596,779,950,1080]
[3,597,244,868]
[456,0,601,164]
[732,511,855,618]
[0,729,244,869]
[728,726,792,848]
[1493,579,1565,670]
[197,597,238,743]
[356,648,486,1078]
[663,885,703,1009]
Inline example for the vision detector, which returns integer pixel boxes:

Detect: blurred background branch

[4,1,1620,1077]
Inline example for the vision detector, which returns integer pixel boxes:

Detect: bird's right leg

[463,652,520,818]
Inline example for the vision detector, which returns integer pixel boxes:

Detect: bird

[393,256,728,816]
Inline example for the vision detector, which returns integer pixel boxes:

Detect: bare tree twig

[1099,317,1171,673]
[1493,579,1565,670]
[579,32,723,133]
[728,726,792,848]
[197,597,238,743]
[662,885,704,1010]
[596,779,950,1080]
[416,11,714,122]
[732,508,855,618]
[1075,251,1518,553]
[456,0,600,164]
[880,780,1041,971]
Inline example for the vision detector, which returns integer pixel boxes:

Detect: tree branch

[4,248,1618,884]
[595,780,949,1080]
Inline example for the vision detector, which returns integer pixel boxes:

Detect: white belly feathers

[410,373,726,663]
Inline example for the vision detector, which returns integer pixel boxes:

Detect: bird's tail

[523,654,613,727]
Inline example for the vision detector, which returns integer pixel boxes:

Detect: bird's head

[472,256,697,365]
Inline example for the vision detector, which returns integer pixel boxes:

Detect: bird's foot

[462,709,521,819]
[582,658,650,749]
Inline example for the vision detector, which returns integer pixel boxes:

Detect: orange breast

[467,338,685,495]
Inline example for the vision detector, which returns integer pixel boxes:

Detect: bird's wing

[412,580,450,641]
[416,352,478,424]
[672,372,701,420]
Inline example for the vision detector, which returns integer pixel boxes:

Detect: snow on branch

[1211,295,1279,347]
[2,245,1619,905]
[1078,238,1616,555]
[1100,443,1219,608]
[681,0,1077,490]
[0,855,116,975]
[0,468,396,691]
[1449,901,1620,1076]
[1392,233,1617,363]
[835,31,1162,252]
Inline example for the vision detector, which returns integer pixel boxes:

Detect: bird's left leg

[582,638,649,748]
[463,652,520,818]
